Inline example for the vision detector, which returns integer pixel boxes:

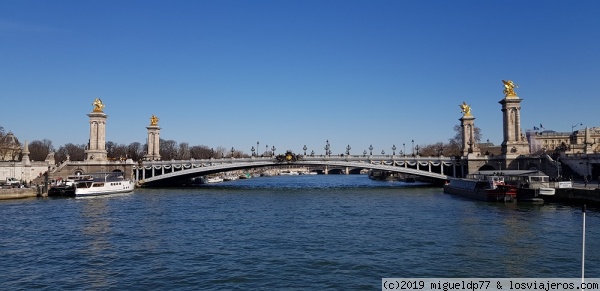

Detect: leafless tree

[127,142,144,161]
[55,143,86,162]
[177,142,191,160]
[29,139,54,161]
[160,139,178,160]
[190,145,213,159]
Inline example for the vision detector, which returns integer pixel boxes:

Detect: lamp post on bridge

[392,145,396,156]
[415,145,420,156]
[210,148,214,159]
[325,140,330,157]
[251,146,255,157]
[310,150,315,156]
[346,145,351,156]
[257,141,259,157]
[381,150,385,155]
[403,143,406,157]
[271,145,276,157]
[230,147,235,158]
[363,150,367,157]
[411,140,415,156]
[369,145,373,156]
[303,145,307,156]
[265,144,268,156]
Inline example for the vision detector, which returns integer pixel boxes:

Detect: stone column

[144,115,161,161]
[460,115,479,156]
[499,89,529,156]
[21,140,32,184]
[85,111,108,161]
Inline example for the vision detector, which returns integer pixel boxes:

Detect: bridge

[134,154,464,186]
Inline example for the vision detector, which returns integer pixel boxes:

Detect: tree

[177,142,191,160]
[55,143,86,163]
[29,139,54,161]
[160,139,178,160]
[190,145,213,159]
[127,142,144,161]
[106,142,128,160]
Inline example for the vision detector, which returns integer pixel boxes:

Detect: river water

[1,175,599,290]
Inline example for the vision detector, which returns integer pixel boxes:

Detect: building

[527,127,600,154]
[0,132,21,161]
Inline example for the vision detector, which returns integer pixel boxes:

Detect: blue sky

[1,1,599,155]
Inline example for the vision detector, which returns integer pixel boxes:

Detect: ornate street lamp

[325,140,330,157]
[369,145,373,155]
[271,145,276,157]
[230,147,235,158]
[412,139,415,156]
[572,122,583,132]
[266,144,268,156]
[251,146,255,157]
[310,150,315,156]
[403,143,406,156]
[346,145,351,156]
[415,145,420,156]
[392,145,396,156]
[381,150,385,155]
[303,145,307,156]
[257,141,259,156]
[363,150,367,157]
[211,148,214,159]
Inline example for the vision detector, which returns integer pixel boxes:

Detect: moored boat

[73,172,134,197]
[502,170,556,203]
[444,172,517,202]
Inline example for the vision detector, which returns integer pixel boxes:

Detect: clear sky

[1,1,599,155]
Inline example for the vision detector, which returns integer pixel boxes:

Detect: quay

[549,182,600,207]
[0,187,41,200]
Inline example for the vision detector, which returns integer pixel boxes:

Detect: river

[1,175,598,290]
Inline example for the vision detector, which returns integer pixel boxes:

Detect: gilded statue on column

[92,98,105,112]
[150,114,159,126]
[459,101,472,117]
[502,80,518,97]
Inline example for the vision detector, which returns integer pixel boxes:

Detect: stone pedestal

[144,125,161,161]
[85,112,108,161]
[499,95,529,155]
[460,115,479,156]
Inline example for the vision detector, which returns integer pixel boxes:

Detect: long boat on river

[444,172,517,202]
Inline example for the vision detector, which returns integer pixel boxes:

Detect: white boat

[74,172,134,197]
[206,176,224,183]
[279,170,299,175]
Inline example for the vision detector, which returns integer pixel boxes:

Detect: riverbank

[548,186,600,206]
[0,187,43,200]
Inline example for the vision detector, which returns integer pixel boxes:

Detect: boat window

[93,183,104,187]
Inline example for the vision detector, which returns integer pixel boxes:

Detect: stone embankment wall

[0,188,40,200]
[551,188,600,206]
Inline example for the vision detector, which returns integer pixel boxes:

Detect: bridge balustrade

[133,155,464,185]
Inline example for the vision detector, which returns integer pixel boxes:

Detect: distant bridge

[134,155,465,186]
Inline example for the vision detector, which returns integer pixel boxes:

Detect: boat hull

[444,185,516,202]
[74,178,135,197]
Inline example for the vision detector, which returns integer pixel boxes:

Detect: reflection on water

[79,197,116,289]
[1,175,599,289]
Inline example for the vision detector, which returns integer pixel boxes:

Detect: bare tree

[190,145,213,159]
[177,142,191,160]
[55,143,86,163]
[29,139,54,161]
[127,142,144,161]
[160,139,178,160]
[106,142,128,160]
